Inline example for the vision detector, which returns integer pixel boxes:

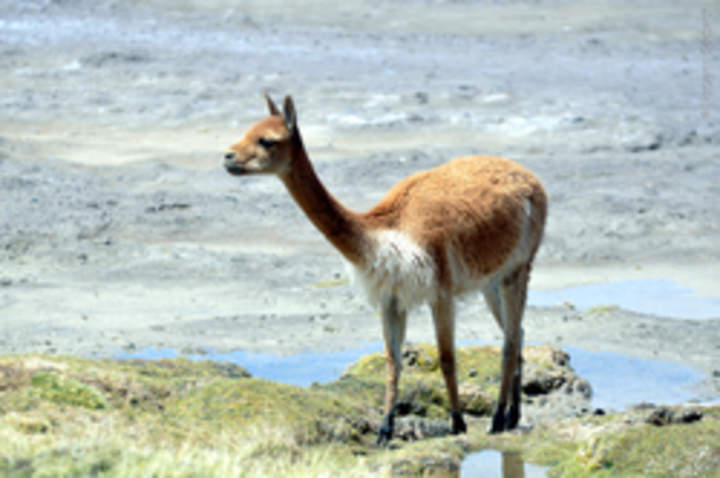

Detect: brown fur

[224,94,547,440]
[364,155,545,286]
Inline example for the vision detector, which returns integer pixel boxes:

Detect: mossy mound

[323,343,500,419]
[1,349,718,477]
[30,371,109,409]
[525,406,720,478]
[164,377,371,445]
[324,344,583,422]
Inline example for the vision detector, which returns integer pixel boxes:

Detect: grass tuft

[0,350,718,477]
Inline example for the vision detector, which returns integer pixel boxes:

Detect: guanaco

[223,94,547,444]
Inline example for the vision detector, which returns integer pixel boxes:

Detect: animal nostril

[224,152,236,161]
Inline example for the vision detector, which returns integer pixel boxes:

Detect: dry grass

[1,350,718,477]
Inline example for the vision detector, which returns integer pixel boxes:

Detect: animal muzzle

[223,152,245,175]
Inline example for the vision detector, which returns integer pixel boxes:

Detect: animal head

[224,93,298,176]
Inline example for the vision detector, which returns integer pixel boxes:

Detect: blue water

[118,335,704,478]
[461,451,548,478]
[117,342,383,387]
[118,342,703,410]
[564,346,703,411]
[117,278,716,478]
[117,279,712,406]
[529,279,720,320]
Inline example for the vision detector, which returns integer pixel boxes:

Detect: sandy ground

[1,1,719,401]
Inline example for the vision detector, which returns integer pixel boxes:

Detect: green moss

[523,410,720,478]
[332,344,501,418]
[310,277,350,288]
[1,352,718,477]
[585,305,620,315]
[374,438,466,477]
[562,420,719,477]
[30,371,108,410]
[164,376,370,445]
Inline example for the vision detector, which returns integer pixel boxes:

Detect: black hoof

[451,410,467,434]
[490,405,506,434]
[505,404,520,430]
[376,425,392,447]
[376,412,394,447]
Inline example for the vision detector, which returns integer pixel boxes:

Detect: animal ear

[283,95,297,135]
[265,91,281,116]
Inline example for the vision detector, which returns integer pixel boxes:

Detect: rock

[645,406,703,426]
[414,91,429,104]
[646,407,675,426]
[519,347,594,425]
[401,344,437,370]
[393,416,451,441]
[626,133,664,153]
[676,409,703,424]
[80,51,151,68]
[458,383,493,416]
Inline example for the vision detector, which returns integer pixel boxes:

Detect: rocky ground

[1,0,719,413]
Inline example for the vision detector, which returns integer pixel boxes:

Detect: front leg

[377,296,407,446]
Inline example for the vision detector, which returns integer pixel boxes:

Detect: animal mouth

[223,154,246,175]
[224,162,246,175]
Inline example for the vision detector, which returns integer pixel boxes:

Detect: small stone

[677,409,703,424]
[646,407,674,426]
[414,91,429,104]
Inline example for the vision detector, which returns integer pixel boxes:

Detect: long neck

[280,133,368,265]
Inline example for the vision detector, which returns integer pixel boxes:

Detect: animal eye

[258,138,277,148]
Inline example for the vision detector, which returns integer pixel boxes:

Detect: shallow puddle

[119,341,703,478]
[118,343,383,387]
[116,278,713,477]
[564,346,703,411]
[460,451,548,477]
[118,342,703,409]
[529,279,720,320]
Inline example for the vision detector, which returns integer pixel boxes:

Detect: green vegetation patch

[1,351,718,477]
[525,408,720,477]
[337,343,500,413]
[585,304,620,315]
[30,371,108,410]
[164,376,371,446]
[324,344,564,419]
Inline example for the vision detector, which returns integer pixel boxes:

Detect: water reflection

[461,451,547,477]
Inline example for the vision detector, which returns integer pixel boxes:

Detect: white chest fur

[351,230,438,311]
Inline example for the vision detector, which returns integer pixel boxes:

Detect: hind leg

[431,293,466,434]
[487,264,529,433]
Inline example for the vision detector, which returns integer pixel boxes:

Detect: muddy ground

[1,0,719,409]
